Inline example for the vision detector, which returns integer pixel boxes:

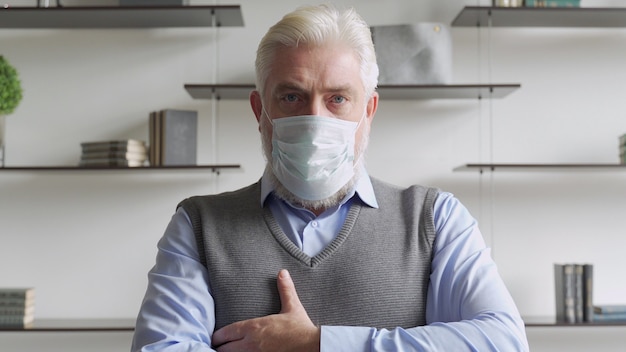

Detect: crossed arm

[211,269,319,352]
[131,194,529,351]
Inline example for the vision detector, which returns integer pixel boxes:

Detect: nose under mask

[265,111,365,201]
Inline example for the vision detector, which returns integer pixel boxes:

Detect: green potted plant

[0,55,23,166]
[0,55,22,115]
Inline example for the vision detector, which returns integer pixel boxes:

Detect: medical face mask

[267,113,364,201]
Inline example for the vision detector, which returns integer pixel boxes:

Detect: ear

[366,91,379,124]
[250,90,263,127]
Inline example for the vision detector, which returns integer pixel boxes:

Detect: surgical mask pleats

[269,115,358,201]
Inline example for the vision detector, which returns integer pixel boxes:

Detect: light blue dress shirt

[131,172,529,351]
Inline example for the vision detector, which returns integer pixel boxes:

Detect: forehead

[265,43,364,95]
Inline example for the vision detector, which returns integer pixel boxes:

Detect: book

[120,0,189,6]
[80,151,147,161]
[574,264,584,323]
[149,110,162,166]
[526,0,580,7]
[582,264,593,322]
[0,288,35,328]
[79,158,145,167]
[0,314,34,328]
[79,139,148,167]
[592,312,626,322]
[160,109,197,166]
[0,299,34,308]
[594,305,626,315]
[149,109,198,166]
[80,139,147,154]
[554,263,594,323]
[0,288,34,300]
[0,305,35,316]
[554,263,576,323]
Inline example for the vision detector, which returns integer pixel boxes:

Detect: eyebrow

[273,83,306,95]
[273,82,357,97]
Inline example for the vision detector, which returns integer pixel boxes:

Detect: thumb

[277,269,304,314]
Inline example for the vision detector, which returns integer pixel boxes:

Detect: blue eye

[285,94,298,102]
[332,96,346,104]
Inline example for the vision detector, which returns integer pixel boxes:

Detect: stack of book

[79,139,148,167]
[120,0,189,6]
[554,263,593,323]
[149,109,198,166]
[619,133,626,164]
[0,288,35,329]
[525,0,580,7]
[593,304,626,322]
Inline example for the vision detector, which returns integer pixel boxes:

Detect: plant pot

[0,114,5,167]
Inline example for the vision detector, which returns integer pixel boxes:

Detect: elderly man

[132,4,529,352]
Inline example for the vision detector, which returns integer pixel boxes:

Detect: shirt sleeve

[320,191,529,352]
[131,207,217,352]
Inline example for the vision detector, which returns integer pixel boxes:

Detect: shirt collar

[260,165,379,209]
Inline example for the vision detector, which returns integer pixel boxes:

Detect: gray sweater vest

[178,178,438,330]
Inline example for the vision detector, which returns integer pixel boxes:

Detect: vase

[0,114,5,167]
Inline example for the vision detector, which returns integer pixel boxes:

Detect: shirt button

[311,221,318,227]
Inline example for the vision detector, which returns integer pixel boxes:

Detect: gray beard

[260,120,368,212]
[264,166,359,212]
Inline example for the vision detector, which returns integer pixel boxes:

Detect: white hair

[254,4,379,99]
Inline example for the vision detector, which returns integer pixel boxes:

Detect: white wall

[1,0,626,350]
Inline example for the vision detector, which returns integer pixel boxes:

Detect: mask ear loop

[351,106,370,171]
[354,103,370,132]
[261,106,274,126]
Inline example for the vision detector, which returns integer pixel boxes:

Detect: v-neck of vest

[263,203,362,268]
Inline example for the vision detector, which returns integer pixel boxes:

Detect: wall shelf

[0,318,134,332]
[0,165,241,172]
[452,6,626,28]
[453,163,626,172]
[5,316,625,331]
[0,5,244,28]
[184,83,520,101]
[524,316,626,327]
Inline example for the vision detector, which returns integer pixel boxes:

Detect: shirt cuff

[320,325,372,352]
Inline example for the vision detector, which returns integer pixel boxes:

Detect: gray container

[371,23,452,85]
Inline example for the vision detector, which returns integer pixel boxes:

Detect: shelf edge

[451,6,626,28]
[184,83,521,100]
[453,163,626,172]
[0,165,241,172]
[0,5,245,28]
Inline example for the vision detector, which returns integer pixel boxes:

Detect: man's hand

[211,269,321,352]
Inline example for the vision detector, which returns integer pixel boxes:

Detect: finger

[211,322,242,348]
[277,269,303,314]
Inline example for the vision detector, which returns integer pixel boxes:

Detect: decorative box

[371,23,452,85]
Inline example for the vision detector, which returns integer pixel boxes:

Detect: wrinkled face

[252,42,378,161]
[250,43,378,210]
